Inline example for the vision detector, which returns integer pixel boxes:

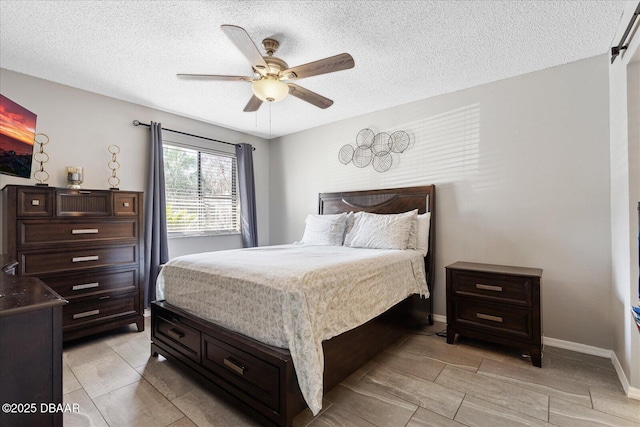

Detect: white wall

[609,0,640,395]
[270,55,613,349]
[0,68,270,257]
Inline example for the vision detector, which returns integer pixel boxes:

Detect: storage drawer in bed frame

[151,301,304,427]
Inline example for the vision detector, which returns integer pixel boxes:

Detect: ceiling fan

[177,25,355,112]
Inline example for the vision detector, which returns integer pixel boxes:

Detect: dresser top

[0,257,67,317]
[445,261,543,278]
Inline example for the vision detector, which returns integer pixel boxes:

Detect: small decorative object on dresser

[1,185,144,341]
[445,261,543,367]
[65,166,83,189]
[33,133,50,185]
[108,144,121,190]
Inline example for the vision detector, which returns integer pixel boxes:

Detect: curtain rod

[611,2,640,64]
[132,120,255,150]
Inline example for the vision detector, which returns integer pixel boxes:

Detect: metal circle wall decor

[338,144,354,164]
[353,146,373,168]
[373,152,393,172]
[355,128,375,147]
[390,130,410,153]
[339,128,410,173]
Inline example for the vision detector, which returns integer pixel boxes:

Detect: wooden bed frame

[150,185,435,427]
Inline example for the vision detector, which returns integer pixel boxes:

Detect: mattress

[156,244,429,414]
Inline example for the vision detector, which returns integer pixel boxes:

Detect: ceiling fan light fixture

[251,77,289,102]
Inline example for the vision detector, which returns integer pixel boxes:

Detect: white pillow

[344,210,417,250]
[415,212,431,256]
[299,213,347,246]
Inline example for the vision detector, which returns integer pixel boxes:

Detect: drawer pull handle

[72,228,99,234]
[72,282,99,291]
[98,295,110,300]
[224,357,245,376]
[123,202,130,207]
[476,284,503,292]
[167,328,185,340]
[477,313,503,323]
[31,200,40,206]
[72,255,99,263]
[73,309,100,319]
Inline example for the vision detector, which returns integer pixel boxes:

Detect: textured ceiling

[0,1,627,139]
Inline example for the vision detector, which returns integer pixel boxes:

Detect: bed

[150,185,436,427]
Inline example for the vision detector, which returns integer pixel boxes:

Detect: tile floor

[62,316,640,426]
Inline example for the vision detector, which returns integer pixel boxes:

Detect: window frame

[162,141,241,238]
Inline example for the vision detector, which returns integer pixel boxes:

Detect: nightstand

[445,261,543,367]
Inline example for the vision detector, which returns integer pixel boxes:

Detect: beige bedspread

[156,244,428,415]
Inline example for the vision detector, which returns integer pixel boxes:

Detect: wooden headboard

[318,185,436,299]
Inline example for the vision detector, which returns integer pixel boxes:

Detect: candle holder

[66,166,84,189]
[33,133,50,186]
[108,144,121,190]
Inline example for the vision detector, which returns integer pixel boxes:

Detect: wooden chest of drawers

[2,185,144,341]
[445,261,543,367]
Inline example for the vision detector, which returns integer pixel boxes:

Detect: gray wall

[0,68,270,257]
[609,1,640,394]
[269,55,613,349]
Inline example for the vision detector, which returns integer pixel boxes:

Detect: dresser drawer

[454,299,531,339]
[63,292,138,329]
[19,244,137,275]
[43,269,138,299]
[203,333,280,411]
[56,190,112,216]
[114,193,140,216]
[18,219,137,247]
[16,187,53,217]
[154,313,201,362]
[450,270,531,305]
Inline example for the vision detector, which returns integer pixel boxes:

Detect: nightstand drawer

[455,299,531,339]
[203,333,280,411]
[451,270,531,305]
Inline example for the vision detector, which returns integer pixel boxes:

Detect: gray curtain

[143,122,169,307]
[236,143,258,247]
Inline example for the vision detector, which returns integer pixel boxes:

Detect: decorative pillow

[415,212,431,256]
[344,210,417,250]
[343,211,358,240]
[299,213,347,246]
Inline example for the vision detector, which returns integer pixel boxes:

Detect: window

[163,143,240,236]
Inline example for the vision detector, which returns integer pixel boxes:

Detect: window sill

[168,231,241,239]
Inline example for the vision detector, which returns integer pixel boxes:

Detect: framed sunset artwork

[0,94,37,178]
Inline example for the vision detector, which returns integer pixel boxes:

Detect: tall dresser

[2,185,145,341]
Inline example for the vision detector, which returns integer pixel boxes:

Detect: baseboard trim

[542,336,611,358]
[432,313,446,324]
[543,336,639,401]
[611,351,640,400]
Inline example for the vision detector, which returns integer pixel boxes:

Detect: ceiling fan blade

[282,53,354,80]
[287,84,333,109]
[243,95,263,112]
[221,25,269,73]
[177,74,253,81]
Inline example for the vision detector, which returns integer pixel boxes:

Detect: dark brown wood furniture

[0,255,67,427]
[445,261,543,367]
[151,185,435,427]
[1,185,144,341]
